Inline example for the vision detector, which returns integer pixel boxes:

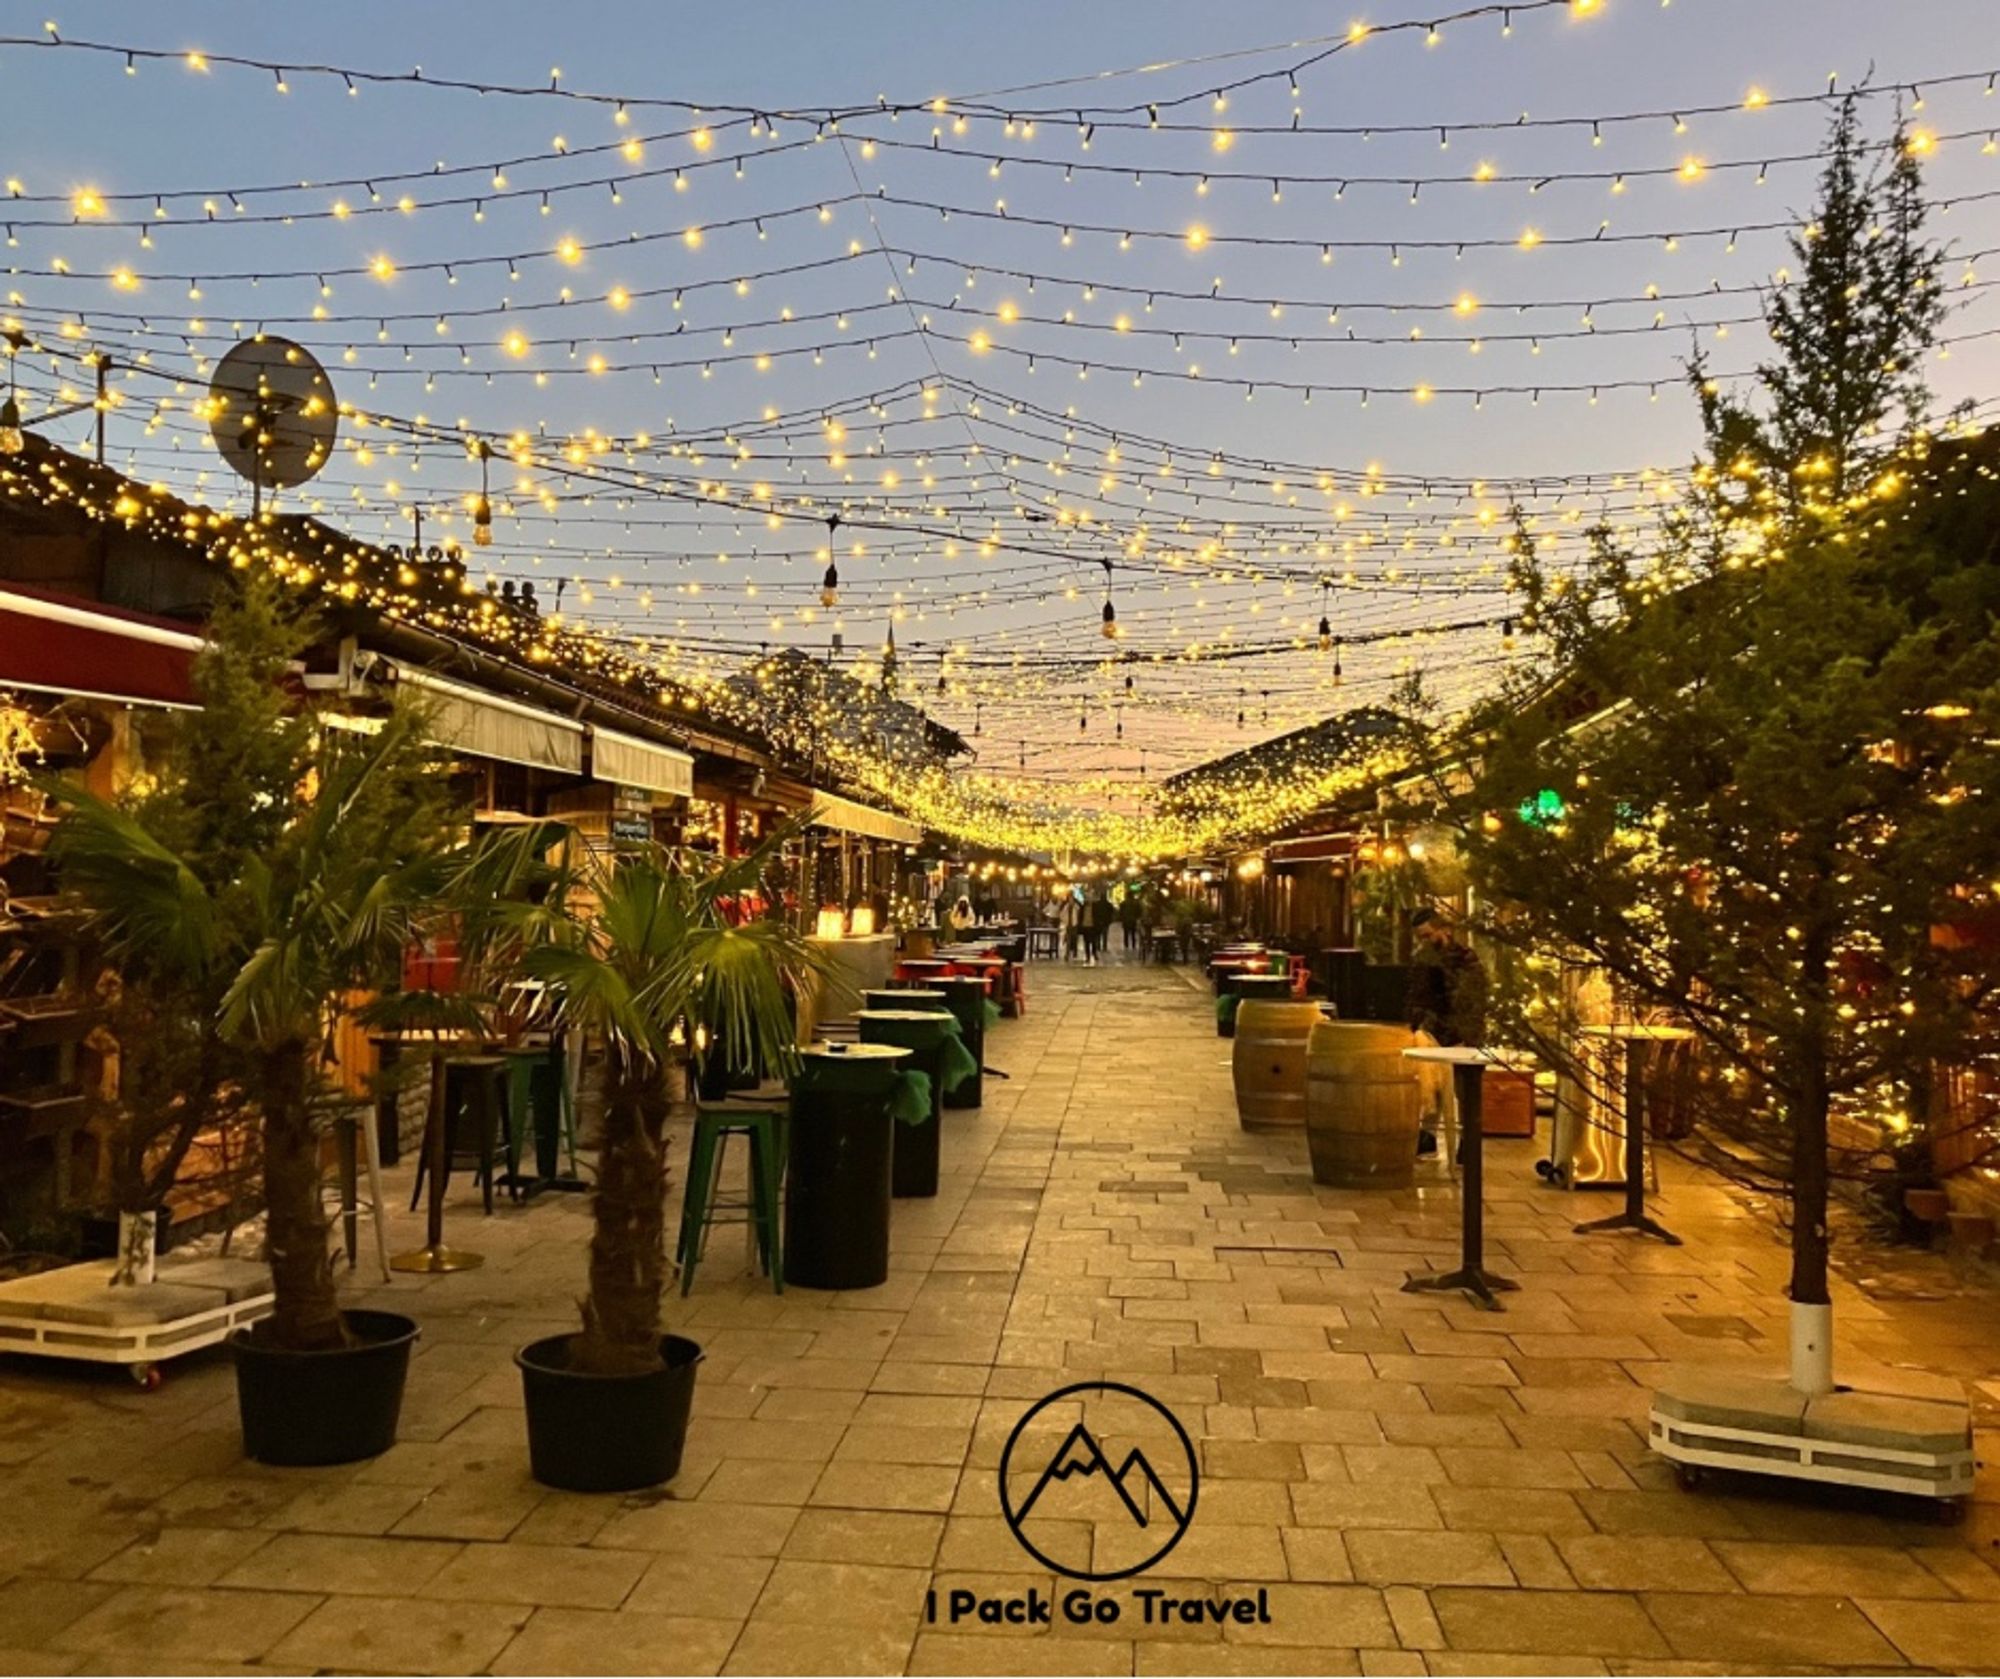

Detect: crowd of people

[925,877,1171,965]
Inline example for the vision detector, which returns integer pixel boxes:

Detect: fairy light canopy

[2,2,1997,858]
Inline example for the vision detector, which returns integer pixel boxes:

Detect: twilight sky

[5,0,1997,800]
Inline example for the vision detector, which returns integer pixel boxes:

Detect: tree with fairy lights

[1410,99,2000,1393]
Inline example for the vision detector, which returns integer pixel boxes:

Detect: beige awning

[400,668,584,774]
[592,726,694,799]
[809,792,921,847]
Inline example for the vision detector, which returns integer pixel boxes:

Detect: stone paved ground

[1,960,1998,1676]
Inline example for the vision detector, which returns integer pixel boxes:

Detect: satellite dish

[208,336,338,506]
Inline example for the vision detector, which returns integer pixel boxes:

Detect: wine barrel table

[1232,1000,1327,1129]
[1304,1020,1425,1188]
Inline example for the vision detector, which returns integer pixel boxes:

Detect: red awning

[0,584,201,708]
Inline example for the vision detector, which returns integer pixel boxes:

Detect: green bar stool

[677,1101,785,1295]
[501,1039,583,1194]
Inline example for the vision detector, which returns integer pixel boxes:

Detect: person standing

[1085,889,1115,966]
[1405,908,1487,1046]
[1405,907,1488,1157]
[1116,888,1141,956]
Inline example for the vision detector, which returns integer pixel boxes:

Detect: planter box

[1481,1069,1537,1139]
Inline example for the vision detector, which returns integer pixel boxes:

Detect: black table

[1400,1047,1524,1312]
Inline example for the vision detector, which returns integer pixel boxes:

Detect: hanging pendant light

[1099,559,1118,639]
[0,330,27,455]
[471,439,494,546]
[820,512,841,607]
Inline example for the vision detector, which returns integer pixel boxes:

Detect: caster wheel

[1673,1463,1705,1492]
[130,1364,163,1390]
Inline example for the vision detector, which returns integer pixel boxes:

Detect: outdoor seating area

[3,5,2000,1676]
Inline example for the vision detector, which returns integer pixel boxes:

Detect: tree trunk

[1787,1061,1832,1307]
[574,1055,670,1375]
[260,1042,347,1351]
[1787,1051,1836,1392]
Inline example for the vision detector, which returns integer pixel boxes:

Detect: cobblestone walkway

[1,961,1997,1675]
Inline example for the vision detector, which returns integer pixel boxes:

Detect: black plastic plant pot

[786,1048,902,1288]
[232,1309,419,1467]
[516,1332,702,1493]
[933,977,988,1110]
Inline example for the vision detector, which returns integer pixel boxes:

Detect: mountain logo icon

[998,1381,1199,1580]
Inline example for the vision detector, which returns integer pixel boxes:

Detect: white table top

[1579,1024,1696,1041]
[1403,1045,1534,1068]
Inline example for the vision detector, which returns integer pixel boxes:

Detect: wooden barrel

[1305,1021,1423,1188]
[1232,1001,1324,1129]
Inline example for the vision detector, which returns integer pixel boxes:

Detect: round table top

[1579,1023,1696,1041]
[1233,974,1292,991]
[876,987,947,1003]
[1403,1045,1533,1067]
[804,1041,911,1062]
[857,1009,956,1024]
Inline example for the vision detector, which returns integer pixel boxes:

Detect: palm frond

[42,779,221,980]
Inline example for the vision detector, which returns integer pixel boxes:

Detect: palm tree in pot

[53,696,471,1460]
[516,827,821,1491]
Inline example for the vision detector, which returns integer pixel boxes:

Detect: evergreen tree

[1409,102,2000,1362]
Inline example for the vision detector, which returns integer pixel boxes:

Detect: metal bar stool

[677,1101,785,1295]
[410,1055,509,1216]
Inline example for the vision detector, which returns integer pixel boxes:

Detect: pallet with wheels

[0,1257,274,1388]
[1650,1367,1974,1518]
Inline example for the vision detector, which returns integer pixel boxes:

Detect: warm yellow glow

[1185,225,1210,251]
[555,236,584,265]
[72,187,106,219]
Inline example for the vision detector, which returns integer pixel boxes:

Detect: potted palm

[516,829,820,1492]
[55,698,469,1461]
[46,575,499,1463]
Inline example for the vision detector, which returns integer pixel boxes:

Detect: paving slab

[2,961,1997,1676]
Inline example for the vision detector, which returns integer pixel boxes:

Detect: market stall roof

[0,582,202,709]
[591,725,694,799]
[809,792,922,846]
[396,665,585,775]
[1265,832,1357,865]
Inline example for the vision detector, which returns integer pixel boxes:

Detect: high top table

[1573,1024,1692,1245]
[785,1042,911,1290]
[1400,1045,1530,1312]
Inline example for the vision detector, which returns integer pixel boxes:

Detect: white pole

[1790,1300,1835,1395]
